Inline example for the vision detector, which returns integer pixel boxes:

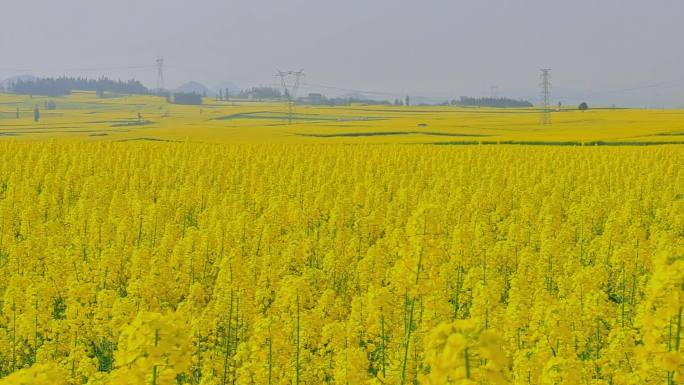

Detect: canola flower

[0,142,681,384]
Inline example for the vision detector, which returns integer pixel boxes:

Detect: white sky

[1,0,683,106]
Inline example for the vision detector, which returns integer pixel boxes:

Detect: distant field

[1,91,683,144]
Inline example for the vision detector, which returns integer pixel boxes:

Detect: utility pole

[276,69,304,124]
[539,69,551,125]
[156,58,165,93]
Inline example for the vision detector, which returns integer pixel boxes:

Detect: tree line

[9,76,148,97]
[453,96,533,108]
[235,86,283,100]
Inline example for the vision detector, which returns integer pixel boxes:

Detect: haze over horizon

[1,0,683,107]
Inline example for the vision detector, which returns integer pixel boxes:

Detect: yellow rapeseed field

[0,92,682,384]
[1,92,683,144]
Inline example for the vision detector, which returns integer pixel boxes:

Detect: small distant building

[169,92,203,105]
[305,93,326,105]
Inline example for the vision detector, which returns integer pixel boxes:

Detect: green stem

[400,245,423,385]
[152,328,159,385]
[621,262,626,329]
[296,294,301,385]
[595,318,601,379]
[12,301,16,372]
[380,314,386,378]
[137,214,143,246]
[453,264,463,319]
[233,296,240,385]
[465,347,471,379]
[675,306,682,352]
[268,333,273,385]
[596,318,601,359]
[196,332,202,382]
[221,291,234,385]
[34,300,39,364]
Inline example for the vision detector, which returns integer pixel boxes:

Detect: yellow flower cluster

[0,142,681,384]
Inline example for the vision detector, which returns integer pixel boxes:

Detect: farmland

[0,92,682,385]
[1,92,684,144]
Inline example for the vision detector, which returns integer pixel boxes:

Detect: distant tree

[558,101,562,111]
[296,93,391,106]
[34,105,40,122]
[11,76,148,97]
[579,102,589,111]
[218,89,223,101]
[236,87,281,100]
[405,95,410,107]
[303,93,326,105]
[454,96,533,108]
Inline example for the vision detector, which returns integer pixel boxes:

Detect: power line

[166,64,227,80]
[301,81,455,100]
[556,78,684,102]
[302,81,400,96]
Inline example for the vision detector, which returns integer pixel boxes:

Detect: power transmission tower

[490,85,498,99]
[276,69,304,124]
[156,58,165,93]
[539,69,551,125]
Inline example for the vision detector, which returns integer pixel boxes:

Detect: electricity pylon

[540,69,551,125]
[156,58,165,93]
[276,69,304,124]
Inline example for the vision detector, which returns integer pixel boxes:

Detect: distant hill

[173,81,211,96]
[212,81,240,96]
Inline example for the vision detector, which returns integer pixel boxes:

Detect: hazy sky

[1,0,683,106]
